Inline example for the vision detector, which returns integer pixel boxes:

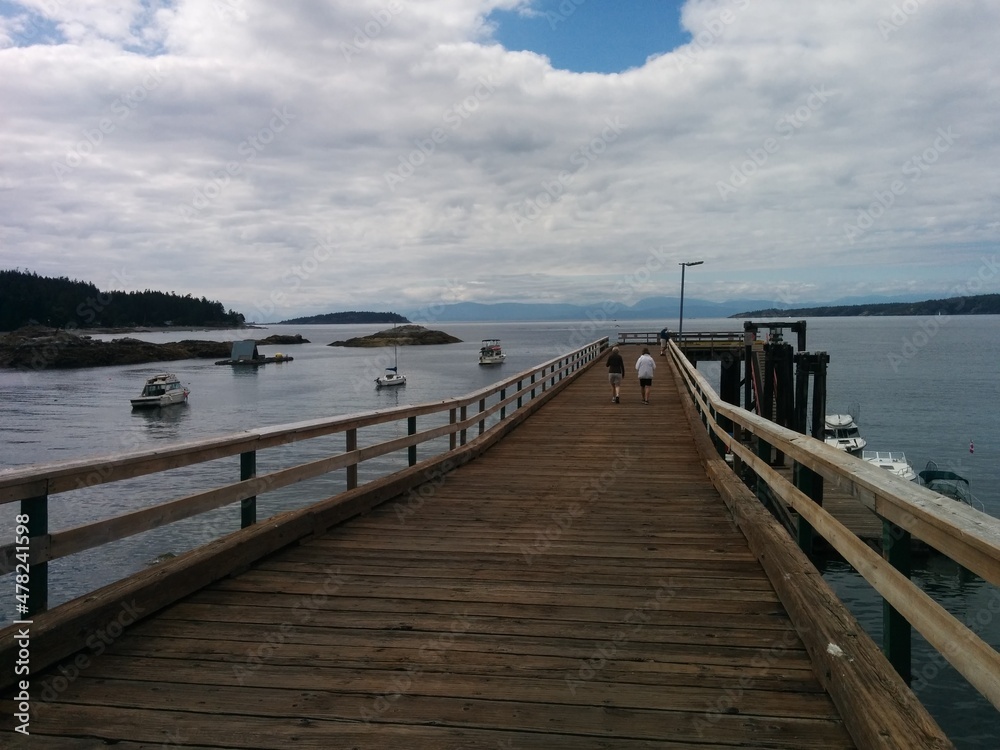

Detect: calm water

[1,316,998,745]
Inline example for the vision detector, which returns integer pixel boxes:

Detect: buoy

[970,440,974,454]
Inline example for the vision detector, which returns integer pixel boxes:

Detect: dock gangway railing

[666,338,1000,718]
[0,338,609,687]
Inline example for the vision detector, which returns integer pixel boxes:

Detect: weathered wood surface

[3,347,884,748]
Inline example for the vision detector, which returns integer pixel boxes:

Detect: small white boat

[375,335,406,388]
[824,414,867,455]
[479,339,506,365]
[130,373,189,409]
[862,450,916,482]
[375,366,406,388]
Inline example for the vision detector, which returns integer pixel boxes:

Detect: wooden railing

[0,338,609,617]
[616,330,746,347]
[666,339,1000,714]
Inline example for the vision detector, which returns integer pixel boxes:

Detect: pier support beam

[793,352,829,554]
[883,520,913,682]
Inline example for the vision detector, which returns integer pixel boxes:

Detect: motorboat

[130,373,189,409]
[479,339,506,365]
[823,414,867,455]
[862,450,916,482]
[375,366,406,388]
[917,461,979,507]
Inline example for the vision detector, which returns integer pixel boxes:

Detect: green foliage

[279,311,410,324]
[734,294,1000,318]
[0,269,245,330]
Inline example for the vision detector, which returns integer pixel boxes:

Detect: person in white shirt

[635,347,656,404]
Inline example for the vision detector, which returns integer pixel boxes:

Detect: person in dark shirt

[659,326,671,356]
[606,346,625,403]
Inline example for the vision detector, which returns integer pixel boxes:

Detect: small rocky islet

[0,326,308,370]
[327,324,461,347]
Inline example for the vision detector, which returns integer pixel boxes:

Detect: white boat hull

[862,451,916,482]
[131,374,189,409]
[824,413,866,455]
[375,373,406,388]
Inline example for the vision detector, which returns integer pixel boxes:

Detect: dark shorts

[639,377,652,387]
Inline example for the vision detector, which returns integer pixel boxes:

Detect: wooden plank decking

[4,346,856,749]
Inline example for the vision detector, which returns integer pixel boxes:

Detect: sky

[1,0,998,321]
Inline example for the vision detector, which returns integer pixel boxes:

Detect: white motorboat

[130,373,189,409]
[479,339,506,365]
[823,414,867,455]
[862,450,916,481]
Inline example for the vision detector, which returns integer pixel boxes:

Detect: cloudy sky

[1,0,998,320]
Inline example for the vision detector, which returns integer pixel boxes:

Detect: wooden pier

[2,340,996,748]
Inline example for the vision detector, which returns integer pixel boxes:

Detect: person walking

[606,345,625,403]
[635,347,656,404]
[659,326,671,356]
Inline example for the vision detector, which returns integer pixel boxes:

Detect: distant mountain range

[393,293,985,322]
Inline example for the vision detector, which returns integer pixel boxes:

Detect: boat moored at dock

[862,450,916,481]
[824,414,867,455]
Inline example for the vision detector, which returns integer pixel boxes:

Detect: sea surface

[1,315,998,745]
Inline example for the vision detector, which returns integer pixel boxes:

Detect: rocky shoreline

[328,324,461,347]
[0,327,308,370]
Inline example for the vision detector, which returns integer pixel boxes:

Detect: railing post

[530,373,536,399]
[478,398,486,435]
[449,408,457,450]
[460,405,468,445]
[346,428,358,489]
[517,379,523,410]
[500,387,506,420]
[408,416,417,466]
[21,494,48,615]
[240,450,256,528]
[883,520,912,681]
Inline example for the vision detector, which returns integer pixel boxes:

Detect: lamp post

[678,260,703,341]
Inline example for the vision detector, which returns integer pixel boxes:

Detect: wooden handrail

[666,339,1000,712]
[0,339,609,581]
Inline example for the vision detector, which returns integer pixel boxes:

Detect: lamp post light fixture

[678,260,704,341]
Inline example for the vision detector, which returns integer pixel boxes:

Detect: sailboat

[375,328,406,388]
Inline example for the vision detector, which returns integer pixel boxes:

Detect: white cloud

[1,0,998,319]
